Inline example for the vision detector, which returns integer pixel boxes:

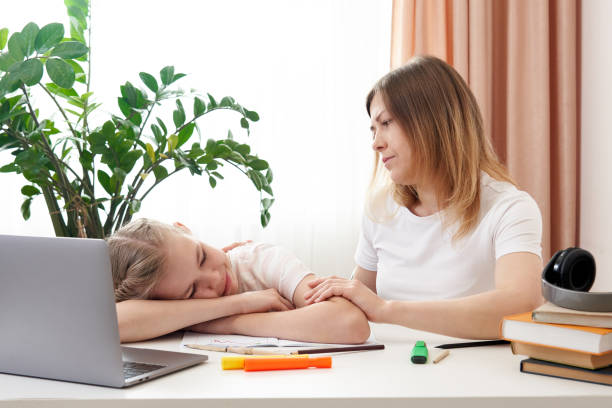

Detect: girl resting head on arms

[108,218,370,344]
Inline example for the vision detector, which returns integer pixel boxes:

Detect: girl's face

[369,92,418,186]
[151,232,239,300]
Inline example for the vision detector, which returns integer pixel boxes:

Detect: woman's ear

[173,221,192,234]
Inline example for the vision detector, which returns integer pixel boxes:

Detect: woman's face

[151,232,239,300]
[369,92,418,186]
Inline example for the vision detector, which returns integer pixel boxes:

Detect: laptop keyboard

[123,361,166,379]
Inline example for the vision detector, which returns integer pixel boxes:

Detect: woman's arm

[354,266,376,292]
[190,275,371,344]
[117,289,293,343]
[305,252,544,339]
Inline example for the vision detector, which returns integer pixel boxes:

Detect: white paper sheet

[181,332,378,349]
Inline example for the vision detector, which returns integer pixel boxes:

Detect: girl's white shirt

[228,242,313,302]
[355,172,543,301]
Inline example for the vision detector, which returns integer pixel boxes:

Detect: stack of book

[501,302,612,386]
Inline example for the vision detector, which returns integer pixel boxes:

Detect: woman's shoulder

[479,172,540,219]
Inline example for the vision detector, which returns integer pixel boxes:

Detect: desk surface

[2,323,612,408]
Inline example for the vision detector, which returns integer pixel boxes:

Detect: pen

[435,340,509,349]
[291,344,385,355]
[244,356,332,371]
[184,344,289,355]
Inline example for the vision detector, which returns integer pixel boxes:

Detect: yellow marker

[222,355,309,370]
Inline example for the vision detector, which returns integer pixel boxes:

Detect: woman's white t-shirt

[228,242,313,302]
[355,172,542,301]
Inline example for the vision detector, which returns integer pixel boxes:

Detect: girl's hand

[222,240,252,252]
[304,276,388,322]
[237,289,295,314]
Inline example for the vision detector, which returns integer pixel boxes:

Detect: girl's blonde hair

[106,218,185,302]
[366,55,514,240]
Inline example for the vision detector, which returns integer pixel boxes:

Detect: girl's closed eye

[200,246,207,266]
[381,119,392,127]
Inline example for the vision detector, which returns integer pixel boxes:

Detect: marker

[243,356,332,371]
[411,340,428,364]
[222,355,308,370]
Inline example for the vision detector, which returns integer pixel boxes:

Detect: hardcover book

[511,341,612,370]
[520,358,612,386]
[532,302,612,328]
[501,312,612,354]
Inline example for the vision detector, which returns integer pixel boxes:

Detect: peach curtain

[390,0,580,259]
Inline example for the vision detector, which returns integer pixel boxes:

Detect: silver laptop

[0,234,207,388]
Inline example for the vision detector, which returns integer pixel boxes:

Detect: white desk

[2,323,612,407]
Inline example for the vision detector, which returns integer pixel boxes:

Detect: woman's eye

[382,119,392,127]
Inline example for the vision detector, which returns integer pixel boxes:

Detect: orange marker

[244,356,332,372]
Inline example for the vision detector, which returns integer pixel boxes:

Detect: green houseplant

[0,0,274,238]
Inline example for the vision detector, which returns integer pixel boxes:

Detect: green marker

[411,340,428,364]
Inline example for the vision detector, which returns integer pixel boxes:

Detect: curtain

[390,0,580,259]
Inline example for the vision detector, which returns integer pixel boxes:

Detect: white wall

[0,1,392,278]
[580,0,612,290]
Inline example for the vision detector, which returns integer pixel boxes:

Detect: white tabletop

[2,323,612,407]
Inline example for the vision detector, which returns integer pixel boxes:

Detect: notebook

[0,234,207,388]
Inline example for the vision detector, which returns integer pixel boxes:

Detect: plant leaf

[262,198,274,211]
[46,58,75,89]
[249,158,268,171]
[97,169,113,195]
[20,22,39,57]
[160,66,174,85]
[21,198,32,220]
[18,59,43,86]
[21,185,40,196]
[173,106,185,128]
[209,176,216,188]
[244,109,260,121]
[130,199,141,214]
[0,28,8,50]
[145,142,156,162]
[50,41,88,59]
[0,53,17,72]
[153,165,168,182]
[177,122,194,148]
[260,210,270,227]
[35,23,64,53]
[139,72,158,93]
[240,117,249,129]
[7,32,26,62]
[120,81,146,109]
[168,134,178,152]
[194,96,205,117]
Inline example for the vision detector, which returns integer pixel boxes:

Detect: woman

[305,55,543,339]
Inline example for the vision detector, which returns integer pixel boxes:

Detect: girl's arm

[305,252,544,339]
[117,289,293,343]
[189,275,372,344]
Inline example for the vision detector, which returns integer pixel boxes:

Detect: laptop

[0,234,207,388]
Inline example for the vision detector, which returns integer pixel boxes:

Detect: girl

[305,55,543,339]
[109,218,370,343]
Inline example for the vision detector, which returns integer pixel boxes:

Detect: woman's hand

[304,276,388,322]
[236,289,294,314]
[222,240,252,252]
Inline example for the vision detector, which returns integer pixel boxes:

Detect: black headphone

[542,247,612,312]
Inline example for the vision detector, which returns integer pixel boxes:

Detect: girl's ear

[173,221,192,234]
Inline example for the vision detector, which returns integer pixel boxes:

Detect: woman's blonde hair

[366,55,514,240]
[106,218,185,302]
